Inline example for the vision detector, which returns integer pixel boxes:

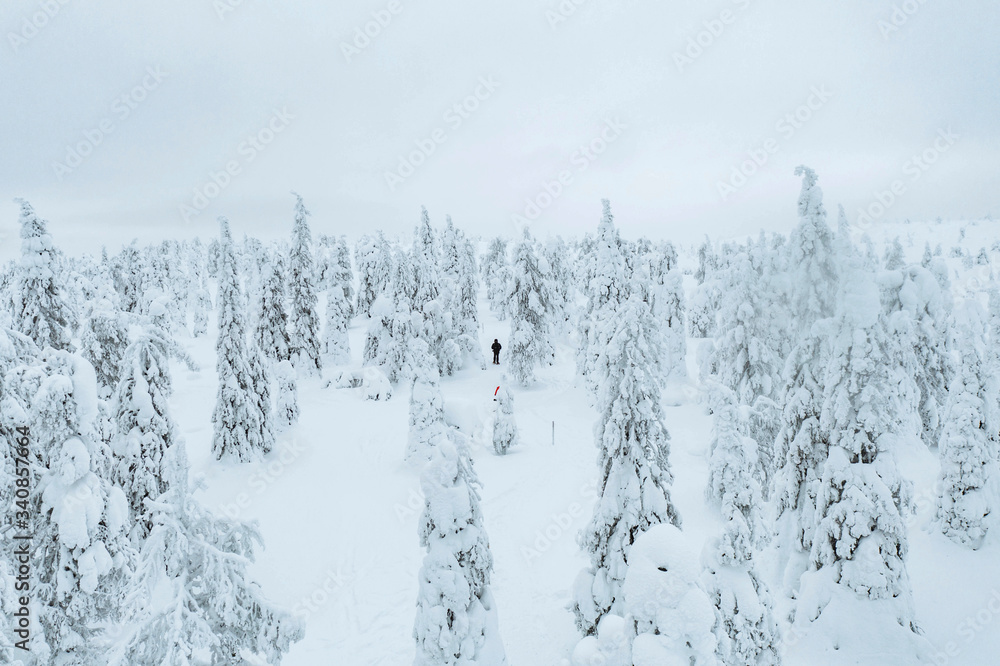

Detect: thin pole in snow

[552,421,555,446]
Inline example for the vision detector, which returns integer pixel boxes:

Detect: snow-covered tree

[363,295,413,384]
[322,283,352,365]
[451,239,482,363]
[482,237,511,320]
[579,200,628,382]
[325,235,355,318]
[255,257,292,363]
[704,386,781,666]
[247,341,276,454]
[406,339,447,464]
[288,194,322,374]
[786,166,838,333]
[80,297,128,395]
[492,384,518,455]
[543,236,573,328]
[111,444,303,665]
[712,247,781,406]
[883,236,905,270]
[438,215,463,279]
[880,264,953,447]
[13,199,75,351]
[793,264,923,657]
[648,248,687,380]
[355,232,393,318]
[364,249,415,384]
[706,387,767,555]
[571,525,717,666]
[16,351,134,663]
[415,298,463,378]
[192,279,212,338]
[507,230,553,385]
[772,326,830,595]
[212,218,270,462]
[113,240,143,314]
[936,301,997,547]
[412,207,441,311]
[573,293,680,635]
[274,359,299,431]
[111,331,185,542]
[413,439,506,665]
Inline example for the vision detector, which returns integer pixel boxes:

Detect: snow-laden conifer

[288,194,322,374]
[413,439,506,665]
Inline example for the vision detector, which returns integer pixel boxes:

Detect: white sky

[1,0,998,257]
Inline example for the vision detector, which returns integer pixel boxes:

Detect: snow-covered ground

[161,220,1000,665]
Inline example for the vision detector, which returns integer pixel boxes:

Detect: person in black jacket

[491,339,502,365]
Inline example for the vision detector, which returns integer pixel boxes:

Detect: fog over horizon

[2,0,998,258]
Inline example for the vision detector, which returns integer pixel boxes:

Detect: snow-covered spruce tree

[785,166,838,333]
[147,295,200,375]
[772,317,830,592]
[363,294,413,384]
[695,236,715,285]
[255,257,292,363]
[322,281,352,365]
[112,442,303,665]
[492,384,518,455]
[416,298,463,377]
[883,236,905,270]
[705,387,767,554]
[689,237,724,340]
[363,248,415,383]
[411,207,441,311]
[414,205,438,268]
[112,240,143,314]
[406,339,447,464]
[212,218,270,462]
[355,232,393,318]
[572,524,717,666]
[704,386,781,666]
[13,199,75,351]
[579,199,628,383]
[451,239,481,354]
[20,351,134,663]
[80,296,129,395]
[936,301,997,548]
[647,246,687,380]
[573,293,680,636]
[247,341,276,454]
[507,229,553,385]
[879,263,953,447]
[111,331,186,542]
[438,215,462,278]
[482,236,511,320]
[333,235,356,315]
[793,264,924,657]
[274,359,299,431]
[288,193,322,374]
[543,236,573,328]
[414,438,506,665]
[192,277,212,338]
[239,235,266,330]
[711,247,781,406]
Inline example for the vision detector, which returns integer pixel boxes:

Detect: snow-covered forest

[1,166,999,665]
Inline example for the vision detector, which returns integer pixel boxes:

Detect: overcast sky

[1,0,998,257]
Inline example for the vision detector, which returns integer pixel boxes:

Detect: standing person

[491,339,502,365]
